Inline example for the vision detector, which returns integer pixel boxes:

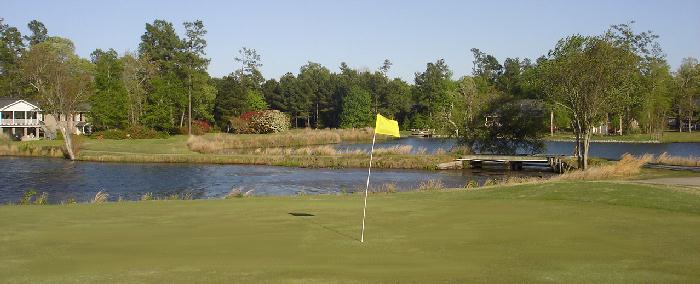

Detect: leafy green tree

[461,96,546,154]
[24,20,47,46]
[674,57,699,132]
[538,35,636,169]
[470,48,502,84]
[298,62,333,127]
[139,19,184,131]
[90,49,128,129]
[234,47,264,90]
[21,37,93,160]
[412,59,453,129]
[0,18,26,97]
[245,89,268,111]
[262,79,284,110]
[340,85,372,128]
[121,52,155,125]
[380,78,412,125]
[181,20,214,133]
[603,22,662,135]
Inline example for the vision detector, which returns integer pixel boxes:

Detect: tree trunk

[582,132,591,170]
[180,111,185,128]
[550,110,554,136]
[619,115,623,136]
[60,119,76,161]
[315,101,319,129]
[679,105,683,132]
[188,74,192,135]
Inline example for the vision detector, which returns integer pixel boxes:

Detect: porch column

[23,127,27,137]
[12,111,15,125]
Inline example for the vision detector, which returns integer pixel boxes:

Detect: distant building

[0,98,91,140]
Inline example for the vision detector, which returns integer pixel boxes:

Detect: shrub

[178,120,212,136]
[126,125,168,139]
[92,129,128,140]
[230,117,253,134]
[249,110,291,134]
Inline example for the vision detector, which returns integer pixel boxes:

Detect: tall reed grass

[0,143,64,158]
[557,154,652,181]
[92,191,109,204]
[653,152,700,167]
[188,128,377,154]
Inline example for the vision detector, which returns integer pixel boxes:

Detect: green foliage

[461,97,546,155]
[90,48,129,129]
[0,18,27,97]
[19,190,36,205]
[340,86,372,128]
[412,59,454,129]
[246,90,268,111]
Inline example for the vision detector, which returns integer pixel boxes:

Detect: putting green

[1,181,700,282]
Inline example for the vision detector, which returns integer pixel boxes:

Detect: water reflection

[0,156,551,204]
[339,137,700,159]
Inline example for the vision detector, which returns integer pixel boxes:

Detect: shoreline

[544,138,662,144]
[0,145,453,170]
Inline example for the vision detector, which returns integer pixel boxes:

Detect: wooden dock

[455,155,570,173]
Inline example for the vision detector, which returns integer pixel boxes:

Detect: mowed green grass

[80,135,194,155]
[2,181,700,283]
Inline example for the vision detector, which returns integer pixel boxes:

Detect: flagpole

[361,130,377,243]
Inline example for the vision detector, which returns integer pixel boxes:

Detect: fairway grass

[2,181,700,282]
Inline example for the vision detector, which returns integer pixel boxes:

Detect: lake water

[339,137,700,159]
[2,138,698,204]
[0,156,551,204]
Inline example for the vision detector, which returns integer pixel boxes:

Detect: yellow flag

[374,114,400,137]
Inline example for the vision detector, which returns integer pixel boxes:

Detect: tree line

[1,18,699,166]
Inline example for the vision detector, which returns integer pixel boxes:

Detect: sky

[3,0,699,81]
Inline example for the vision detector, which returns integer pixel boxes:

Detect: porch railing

[0,119,41,126]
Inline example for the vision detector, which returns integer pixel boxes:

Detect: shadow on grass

[289,212,359,241]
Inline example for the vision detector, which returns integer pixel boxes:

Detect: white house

[0,98,42,139]
[0,98,91,140]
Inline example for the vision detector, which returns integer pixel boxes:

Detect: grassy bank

[2,181,700,282]
[545,131,700,143]
[4,133,698,169]
[77,151,451,169]
[188,128,383,153]
[2,134,450,169]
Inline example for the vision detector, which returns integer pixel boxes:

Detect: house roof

[0,98,40,111]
